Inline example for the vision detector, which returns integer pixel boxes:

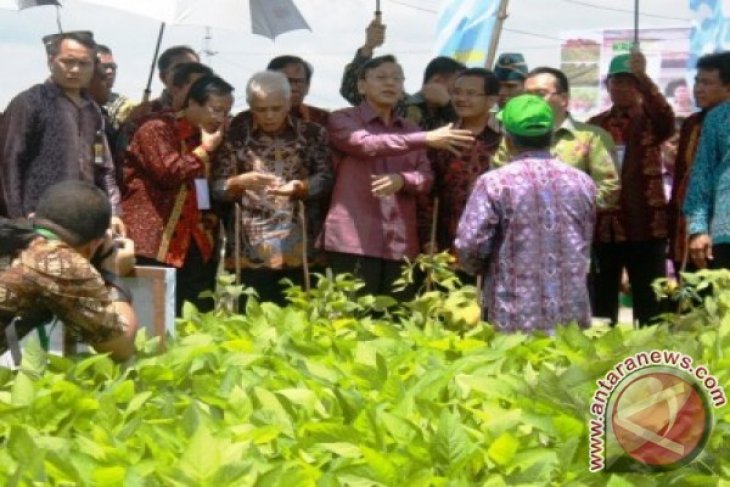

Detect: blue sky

[0,0,691,111]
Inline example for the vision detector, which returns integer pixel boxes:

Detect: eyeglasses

[525,89,562,98]
[368,74,405,83]
[452,89,487,98]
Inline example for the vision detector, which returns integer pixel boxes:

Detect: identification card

[195,179,211,210]
[614,144,626,174]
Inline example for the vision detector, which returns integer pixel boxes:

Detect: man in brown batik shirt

[0,181,137,362]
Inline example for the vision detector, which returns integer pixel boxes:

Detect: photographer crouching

[0,180,138,363]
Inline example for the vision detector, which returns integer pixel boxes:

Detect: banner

[561,27,692,119]
[433,0,499,66]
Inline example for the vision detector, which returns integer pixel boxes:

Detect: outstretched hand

[426,123,475,156]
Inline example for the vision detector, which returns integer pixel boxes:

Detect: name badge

[614,144,626,174]
[195,179,211,210]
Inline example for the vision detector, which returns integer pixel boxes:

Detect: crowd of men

[1,17,730,359]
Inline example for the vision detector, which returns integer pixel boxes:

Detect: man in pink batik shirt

[323,54,474,299]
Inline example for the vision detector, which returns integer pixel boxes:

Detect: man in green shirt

[492,67,620,210]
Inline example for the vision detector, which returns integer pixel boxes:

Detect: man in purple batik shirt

[455,95,596,332]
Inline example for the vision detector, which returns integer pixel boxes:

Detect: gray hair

[246,71,291,104]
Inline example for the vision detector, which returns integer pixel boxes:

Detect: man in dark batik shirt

[212,71,333,306]
[588,50,675,326]
[0,31,121,223]
[418,68,502,258]
[339,15,463,130]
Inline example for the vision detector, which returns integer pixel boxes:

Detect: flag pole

[485,0,510,69]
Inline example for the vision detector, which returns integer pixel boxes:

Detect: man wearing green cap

[455,94,596,333]
[588,50,675,326]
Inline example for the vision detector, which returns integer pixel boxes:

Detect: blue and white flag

[433,0,500,66]
[689,0,730,68]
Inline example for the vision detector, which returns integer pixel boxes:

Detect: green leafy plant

[0,265,728,486]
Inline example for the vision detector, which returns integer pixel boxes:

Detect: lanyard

[34,228,59,241]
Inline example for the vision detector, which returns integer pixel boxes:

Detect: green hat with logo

[608,53,632,77]
[497,94,554,136]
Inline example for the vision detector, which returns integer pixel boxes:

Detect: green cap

[497,94,554,137]
[608,53,632,76]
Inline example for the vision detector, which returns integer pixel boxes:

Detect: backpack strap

[4,317,22,367]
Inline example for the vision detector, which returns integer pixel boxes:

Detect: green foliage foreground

[1,262,730,486]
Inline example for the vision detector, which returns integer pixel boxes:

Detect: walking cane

[680,233,690,274]
[476,274,484,308]
[426,197,439,292]
[234,202,242,313]
[298,200,311,294]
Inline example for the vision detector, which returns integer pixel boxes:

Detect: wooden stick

[476,274,484,308]
[426,197,439,292]
[234,202,242,313]
[298,200,311,294]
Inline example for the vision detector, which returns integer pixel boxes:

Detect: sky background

[0,0,692,112]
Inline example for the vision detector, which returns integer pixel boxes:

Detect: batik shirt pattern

[213,113,333,269]
[418,124,501,252]
[588,74,675,243]
[455,152,596,332]
[0,238,124,353]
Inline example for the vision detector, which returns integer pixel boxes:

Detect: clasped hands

[228,171,305,198]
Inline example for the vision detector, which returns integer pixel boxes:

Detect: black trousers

[239,267,304,307]
[591,239,667,326]
[137,241,217,316]
[673,244,730,274]
[710,243,730,270]
[327,252,415,301]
